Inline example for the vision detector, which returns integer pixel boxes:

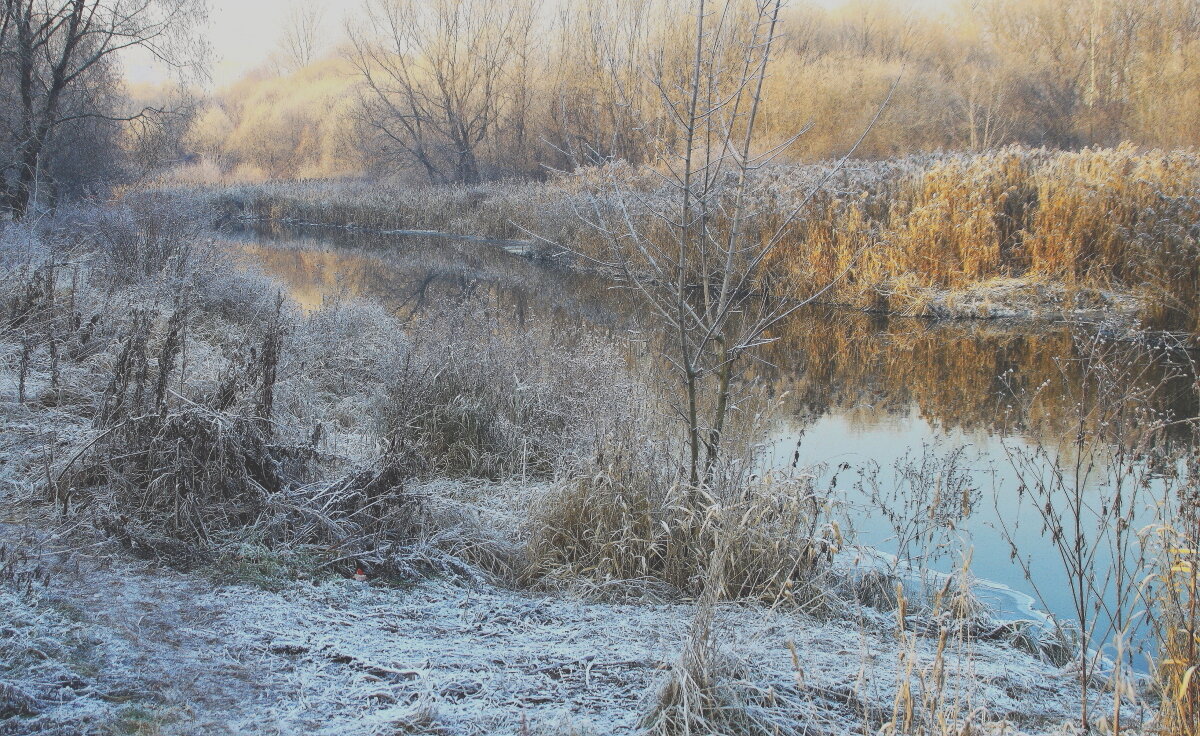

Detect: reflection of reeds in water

[226,227,633,331]
[754,308,1197,448]
[234,230,1199,459]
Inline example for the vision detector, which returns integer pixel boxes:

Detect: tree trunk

[9,138,41,220]
[703,340,732,482]
[456,145,480,185]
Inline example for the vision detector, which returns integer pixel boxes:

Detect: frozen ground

[0,508,1096,736]
[0,280,1108,735]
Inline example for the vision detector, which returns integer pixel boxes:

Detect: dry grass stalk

[524,453,840,608]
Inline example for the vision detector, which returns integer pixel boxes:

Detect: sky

[124,0,953,89]
[126,0,352,88]
[202,0,353,86]
[204,0,306,86]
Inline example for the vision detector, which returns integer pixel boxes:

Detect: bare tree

[348,0,535,184]
[561,0,889,490]
[544,0,660,169]
[277,0,324,73]
[0,0,206,218]
[945,46,1016,150]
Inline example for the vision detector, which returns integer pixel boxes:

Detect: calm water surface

[229,221,1200,653]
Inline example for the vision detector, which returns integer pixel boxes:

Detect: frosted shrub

[275,295,405,441]
[64,194,212,287]
[375,298,647,479]
[525,458,841,607]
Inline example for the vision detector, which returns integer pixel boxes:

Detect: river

[228,220,1200,663]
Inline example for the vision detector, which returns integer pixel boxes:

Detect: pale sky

[126,0,353,88]
[124,0,952,89]
[203,0,353,86]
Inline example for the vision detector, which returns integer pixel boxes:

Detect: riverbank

[157,145,1200,337]
[0,505,1091,736]
[2,502,1096,736]
[0,199,1129,734]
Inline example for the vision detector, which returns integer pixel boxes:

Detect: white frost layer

[0,539,1091,736]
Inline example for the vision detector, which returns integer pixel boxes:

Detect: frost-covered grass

[0,513,1091,736]
[170,177,584,249]
[0,198,1162,734]
[0,585,125,735]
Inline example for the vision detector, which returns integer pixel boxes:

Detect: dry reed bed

[174,145,1200,333]
[768,146,1200,328]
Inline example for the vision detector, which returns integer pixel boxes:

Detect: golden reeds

[757,146,1200,331]
[200,145,1200,332]
[1152,514,1200,736]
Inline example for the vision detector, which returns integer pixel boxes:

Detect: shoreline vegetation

[2,194,1157,735]
[4,168,1200,733]
[162,145,1200,338]
[4,0,1200,732]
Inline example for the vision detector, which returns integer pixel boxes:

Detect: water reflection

[227,222,630,332]
[228,221,1199,648]
[758,309,1197,443]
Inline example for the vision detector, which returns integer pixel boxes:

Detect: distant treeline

[180,0,1200,183]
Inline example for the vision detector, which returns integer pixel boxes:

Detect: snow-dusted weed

[375,300,646,481]
[524,441,843,610]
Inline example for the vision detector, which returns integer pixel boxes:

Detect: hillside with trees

[175,0,1200,183]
